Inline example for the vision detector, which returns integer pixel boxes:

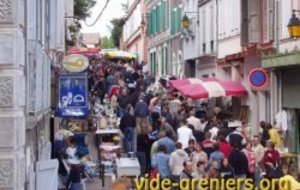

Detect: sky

[81,0,128,37]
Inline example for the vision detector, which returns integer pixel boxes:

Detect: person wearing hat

[66,160,81,190]
[226,121,246,150]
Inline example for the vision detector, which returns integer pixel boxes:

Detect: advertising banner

[57,74,89,117]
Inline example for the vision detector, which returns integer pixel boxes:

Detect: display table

[280,152,298,175]
[116,158,140,178]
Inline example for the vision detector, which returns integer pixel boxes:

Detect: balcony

[262,51,300,69]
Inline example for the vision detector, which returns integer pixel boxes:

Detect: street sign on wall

[57,74,89,117]
[62,54,89,73]
[248,68,269,89]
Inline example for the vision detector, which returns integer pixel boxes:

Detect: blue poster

[57,74,89,117]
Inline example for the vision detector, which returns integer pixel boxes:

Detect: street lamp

[182,13,190,29]
[288,10,300,38]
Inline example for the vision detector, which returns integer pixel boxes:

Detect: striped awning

[169,78,247,99]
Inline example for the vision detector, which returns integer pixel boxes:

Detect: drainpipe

[215,0,219,75]
[275,0,280,52]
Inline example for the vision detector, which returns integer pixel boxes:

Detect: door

[36,159,59,190]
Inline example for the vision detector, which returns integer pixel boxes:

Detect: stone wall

[0,0,26,189]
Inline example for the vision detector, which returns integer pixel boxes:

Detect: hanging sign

[57,74,89,117]
[249,68,268,89]
[62,54,89,73]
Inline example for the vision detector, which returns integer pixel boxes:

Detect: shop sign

[62,54,89,73]
[57,74,89,117]
[249,68,268,89]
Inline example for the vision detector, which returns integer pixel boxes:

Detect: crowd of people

[87,59,289,188]
[56,58,290,189]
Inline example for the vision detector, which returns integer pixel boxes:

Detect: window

[210,40,214,52]
[202,43,206,54]
[210,5,214,42]
[202,10,206,44]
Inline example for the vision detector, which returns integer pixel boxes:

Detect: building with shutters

[216,0,277,134]
[182,0,217,78]
[122,0,148,63]
[262,0,300,156]
[146,0,183,77]
[0,0,72,189]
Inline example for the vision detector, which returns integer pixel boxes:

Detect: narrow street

[0,0,300,190]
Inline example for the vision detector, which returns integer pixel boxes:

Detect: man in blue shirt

[157,131,176,154]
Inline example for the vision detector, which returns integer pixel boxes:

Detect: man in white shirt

[187,111,202,131]
[177,120,195,149]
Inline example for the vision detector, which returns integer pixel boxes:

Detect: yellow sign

[62,54,89,72]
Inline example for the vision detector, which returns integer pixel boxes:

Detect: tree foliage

[100,36,115,49]
[74,0,96,20]
[110,18,125,48]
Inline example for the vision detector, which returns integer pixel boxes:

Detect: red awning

[67,48,102,57]
[170,78,247,99]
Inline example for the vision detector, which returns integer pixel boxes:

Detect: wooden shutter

[147,12,152,36]
[162,0,166,30]
[165,47,168,74]
[268,0,275,41]
[156,5,160,33]
[152,8,157,34]
[171,9,176,34]
[36,159,58,190]
[177,6,182,32]
[161,48,164,74]
[248,0,261,44]
[241,0,249,46]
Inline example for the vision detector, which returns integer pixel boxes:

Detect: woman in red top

[217,135,231,158]
[262,141,282,179]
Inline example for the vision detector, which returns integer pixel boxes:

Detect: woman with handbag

[262,141,283,179]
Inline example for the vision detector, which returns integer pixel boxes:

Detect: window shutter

[153,8,157,34]
[156,5,160,33]
[248,0,261,44]
[147,12,151,36]
[161,48,164,75]
[162,1,166,31]
[165,47,168,74]
[268,0,275,41]
[28,0,37,40]
[241,0,249,46]
[177,6,182,32]
[171,9,176,34]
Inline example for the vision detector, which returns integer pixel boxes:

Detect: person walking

[169,142,189,184]
[208,143,224,170]
[202,131,215,159]
[151,145,171,179]
[252,135,265,185]
[137,127,152,176]
[184,139,196,158]
[262,141,283,179]
[66,161,81,190]
[177,119,195,149]
[119,111,136,152]
[117,88,130,118]
[217,135,231,159]
[191,144,208,171]
[243,142,256,180]
[134,94,149,134]
[157,131,176,154]
[228,143,248,179]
